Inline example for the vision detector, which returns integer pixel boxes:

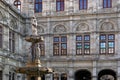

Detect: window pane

[39,4,42,12]
[79,0,83,9]
[57,2,61,11]
[61,2,64,11]
[84,42,90,49]
[100,42,106,48]
[108,48,114,53]
[36,0,39,3]
[108,0,111,7]
[108,34,114,40]
[54,43,59,49]
[100,35,106,40]
[18,5,21,10]
[35,4,39,12]
[84,35,90,41]
[76,36,82,41]
[61,43,67,49]
[84,0,87,9]
[54,37,59,42]
[103,0,107,8]
[61,37,67,42]
[76,43,82,49]
[108,42,114,48]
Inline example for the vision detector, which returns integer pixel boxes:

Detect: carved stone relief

[37,26,44,34]
[76,23,89,31]
[10,19,18,30]
[54,25,66,33]
[101,22,114,31]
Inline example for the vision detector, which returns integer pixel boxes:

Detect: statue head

[32,16,37,27]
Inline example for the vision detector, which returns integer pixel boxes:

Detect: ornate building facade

[0,0,120,80]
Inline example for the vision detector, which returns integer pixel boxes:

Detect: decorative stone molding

[76,23,89,31]
[37,26,44,34]
[101,22,114,31]
[98,19,118,31]
[10,19,18,30]
[53,25,66,33]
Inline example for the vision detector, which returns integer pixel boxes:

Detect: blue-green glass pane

[100,42,106,48]
[108,42,114,48]
[61,43,67,49]
[76,43,82,48]
[84,43,90,49]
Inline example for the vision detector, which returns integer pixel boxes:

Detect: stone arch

[100,22,114,31]
[98,69,116,80]
[75,69,92,80]
[53,24,66,33]
[98,20,118,31]
[75,23,89,32]
[37,26,44,34]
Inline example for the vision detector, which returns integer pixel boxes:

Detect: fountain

[16,17,53,80]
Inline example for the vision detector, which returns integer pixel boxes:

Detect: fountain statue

[16,17,53,80]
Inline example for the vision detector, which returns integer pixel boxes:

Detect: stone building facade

[1,0,120,80]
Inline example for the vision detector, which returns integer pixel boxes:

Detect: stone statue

[32,16,38,35]
[35,43,41,59]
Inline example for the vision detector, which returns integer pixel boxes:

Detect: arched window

[56,0,64,11]
[79,0,87,10]
[14,0,21,10]
[103,0,112,8]
[35,0,42,13]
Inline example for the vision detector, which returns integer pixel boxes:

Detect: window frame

[14,0,21,11]
[35,0,42,13]
[103,0,112,8]
[76,34,90,55]
[53,36,67,56]
[79,0,88,10]
[9,30,15,53]
[56,0,64,11]
[99,34,115,54]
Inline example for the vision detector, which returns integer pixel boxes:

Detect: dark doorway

[75,69,91,80]
[61,73,67,80]
[41,75,45,80]
[98,69,116,80]
[31,76,35,80]
[0,71,2,80]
